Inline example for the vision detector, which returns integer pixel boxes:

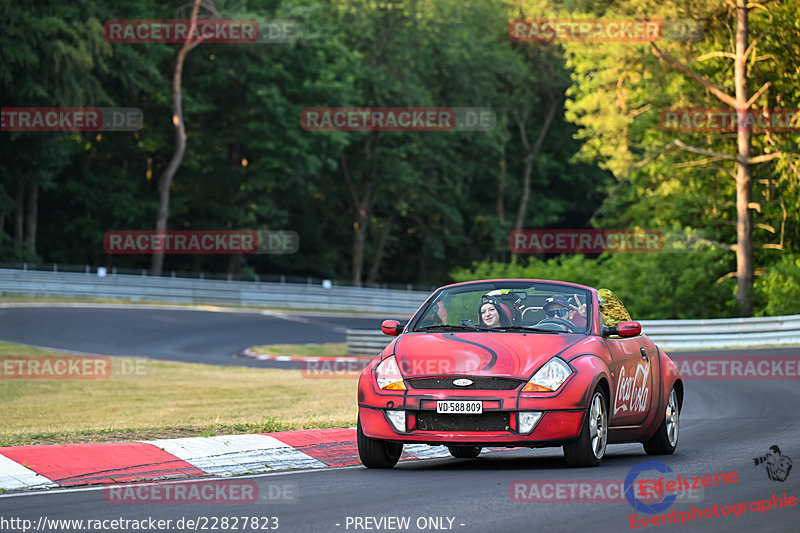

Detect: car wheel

[563,387,608,467]
[357,417,403,468]
[448,446,482,459]
[643,386,680,455]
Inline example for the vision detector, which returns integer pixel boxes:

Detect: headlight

[521,357,572,392]
[375,355,406,390]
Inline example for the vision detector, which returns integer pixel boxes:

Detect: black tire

[448,446,482,459]
[643,386,680,455]
[563,387,608,467]
[357,417,402,468]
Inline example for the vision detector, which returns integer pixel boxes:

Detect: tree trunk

[340,141,377,287]
[496,144,506,225]
[24,184,38,255]
[150,0,201,276]
[352,210,368,287]
[734,0,753,316]
[351,175,375,287]
[514,149,534,232]
[366,204,402,285]
[227,253,243,280]
[514,100,558,232]
[226,141,244,278]
[14,185,23,253]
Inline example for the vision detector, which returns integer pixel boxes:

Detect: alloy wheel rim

[589,392,607,458]
[666,389,679,447]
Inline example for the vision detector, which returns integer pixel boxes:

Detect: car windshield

[413,281,591,334]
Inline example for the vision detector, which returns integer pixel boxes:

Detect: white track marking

[0,454,58,491]
[402,444,452,459]
[141,434,326,476]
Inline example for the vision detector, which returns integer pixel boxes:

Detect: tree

[0,0,112,259]
[647,0,788,315]
[150,0,204,276]
[561,0,799,316]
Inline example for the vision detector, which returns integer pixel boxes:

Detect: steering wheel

[536,317,581,333]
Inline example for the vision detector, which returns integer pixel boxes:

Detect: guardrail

[0,269,429,314]
[346,314,800,355]
[5,268,798,353]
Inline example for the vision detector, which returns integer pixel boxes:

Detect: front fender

[568,353,613,409]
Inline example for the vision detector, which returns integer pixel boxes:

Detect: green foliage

[755,254,800,316]
[452,247,737,320]
[1,0,797,318]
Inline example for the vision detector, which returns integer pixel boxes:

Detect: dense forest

[2,0,798,318]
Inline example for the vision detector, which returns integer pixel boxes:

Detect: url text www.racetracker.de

[0,516,279,532]
[629,493,797,528]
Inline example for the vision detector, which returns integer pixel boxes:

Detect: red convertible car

[357,279,683,468]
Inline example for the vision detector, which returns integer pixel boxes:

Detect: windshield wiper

[417,324,564,333]
[498,326,562,333]
[416,324,487,332]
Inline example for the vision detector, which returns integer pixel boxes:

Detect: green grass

[247,343,349,358]
[0,341,358,447]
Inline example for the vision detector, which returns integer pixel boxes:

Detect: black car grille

[415,411,511,432]
[407,377,524,390]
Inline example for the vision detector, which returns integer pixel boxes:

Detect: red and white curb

[0,429,496,493]
[237,348,370,363]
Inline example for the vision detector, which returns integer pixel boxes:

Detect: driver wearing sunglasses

[543,295,587,328]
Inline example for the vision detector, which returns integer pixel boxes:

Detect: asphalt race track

[2,376,799,532]
[0,306,387,367]
[1,307,799,532]
[1,305,798,368]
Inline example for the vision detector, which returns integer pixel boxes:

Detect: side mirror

[602,321,641,338]
[617,321,642,337]
[381,320,404,336]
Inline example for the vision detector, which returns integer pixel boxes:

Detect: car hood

[392,332,585,379]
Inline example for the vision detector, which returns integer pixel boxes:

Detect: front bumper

[357,353,607,446]
[358,404,585,446]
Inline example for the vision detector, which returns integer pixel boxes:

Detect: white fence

[0,268,428,314]
[346,314,800,355]
[3,268,798,353]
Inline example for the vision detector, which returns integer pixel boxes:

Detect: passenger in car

[479,296,513,328]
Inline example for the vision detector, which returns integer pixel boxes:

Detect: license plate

[436,400,482,414]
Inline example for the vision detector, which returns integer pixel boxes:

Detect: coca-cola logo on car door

[614,362,650,414]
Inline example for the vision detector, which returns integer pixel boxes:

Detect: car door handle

[640,347,648,360]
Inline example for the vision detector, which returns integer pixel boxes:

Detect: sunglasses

[545,308,568,318]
